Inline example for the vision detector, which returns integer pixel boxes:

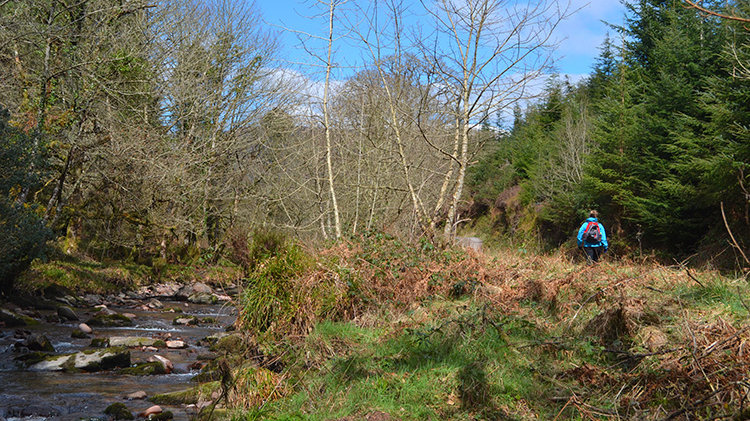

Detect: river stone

[165,340,186,349]
[23,333,55,352]
[79,323,93,333]
[57,305,79,321]
[125,391,147,400]
[103,402,134,420]
[173,316,198,326]
[147,298,163,309]
[175,282,212,300]
[147,355,173,374]
[95,305,117,315]
[109,337,157,347]
[86,313,133,327]
[187,292,218,304]
[138,405,162,418]
[29,347,130,372]
[83,294,103,306]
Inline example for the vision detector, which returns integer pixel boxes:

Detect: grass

[14,254,242,295]
[223,235,750,420]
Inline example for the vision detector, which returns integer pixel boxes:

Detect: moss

[86,313,133,327]
[153,339,167,348]
[209,334,246,353]
[71,329,88,339]
[104,402,134,420]
[149,411,173,421]
[90,337,109,348]
[149,382,219,405]
[119,361,166,376]
[14,351,50,366]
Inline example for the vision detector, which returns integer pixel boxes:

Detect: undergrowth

[227,233,750,420]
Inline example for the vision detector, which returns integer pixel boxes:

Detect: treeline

[467,0,750,265]
[0,0,565,289]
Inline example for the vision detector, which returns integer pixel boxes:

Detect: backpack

[583,222,602,244]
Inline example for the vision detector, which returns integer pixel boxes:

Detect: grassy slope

[14,256,242,295]
[227,240,750,421]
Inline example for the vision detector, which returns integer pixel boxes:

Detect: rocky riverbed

[0,282,238,420]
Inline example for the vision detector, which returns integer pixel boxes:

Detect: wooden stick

[720,202,750,268]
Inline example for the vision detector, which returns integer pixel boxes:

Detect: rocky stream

[0,282,238,420]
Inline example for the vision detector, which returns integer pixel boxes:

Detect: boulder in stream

[79,323,93,333]
[187,292,218,305]
[86,313,133,327]
[71,329,89,339]
[57,305,79,321]
[147,355,173,374]
[175,282,212,301]
[29,347,130,372]
[109,336,158,347]
[22,333,55,352]
[104,402,134,420]
[125,390,148,400]
[165,340,186,349]
[138,405,163,418]
[147,298,163,309]
[119,361,167,375]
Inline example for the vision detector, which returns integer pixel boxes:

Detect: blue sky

[257,0,628,82]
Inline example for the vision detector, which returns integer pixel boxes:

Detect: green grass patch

[234,302,576,420]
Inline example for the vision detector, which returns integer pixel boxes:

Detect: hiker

[577,210,608,264]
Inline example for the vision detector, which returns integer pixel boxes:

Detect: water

[0,301,236,420]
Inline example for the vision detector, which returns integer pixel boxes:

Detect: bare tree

[418,0,567,238]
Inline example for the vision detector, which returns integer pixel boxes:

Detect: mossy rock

[14,351,50,366]
[90,337,110,348]
[72,329,89,339]
[197,333,228,347]
[119,361,167,376]
[149,382,218,405]
[153,339,167,348]
[172,316,199,326]
[0,308,39,326]
[209,334,246,353]
[103,402,134,420]
[24,333,55,352]
[149,411,174,421]
[86,313,133,327]
[191,362,221,383]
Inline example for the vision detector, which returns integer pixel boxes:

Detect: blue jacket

[577,217,608,249]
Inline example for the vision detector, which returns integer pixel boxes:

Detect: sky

[257,0,628,81]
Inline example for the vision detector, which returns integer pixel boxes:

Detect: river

[0,299,236,420]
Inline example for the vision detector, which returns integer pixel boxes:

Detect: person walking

[577,210,608,264]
